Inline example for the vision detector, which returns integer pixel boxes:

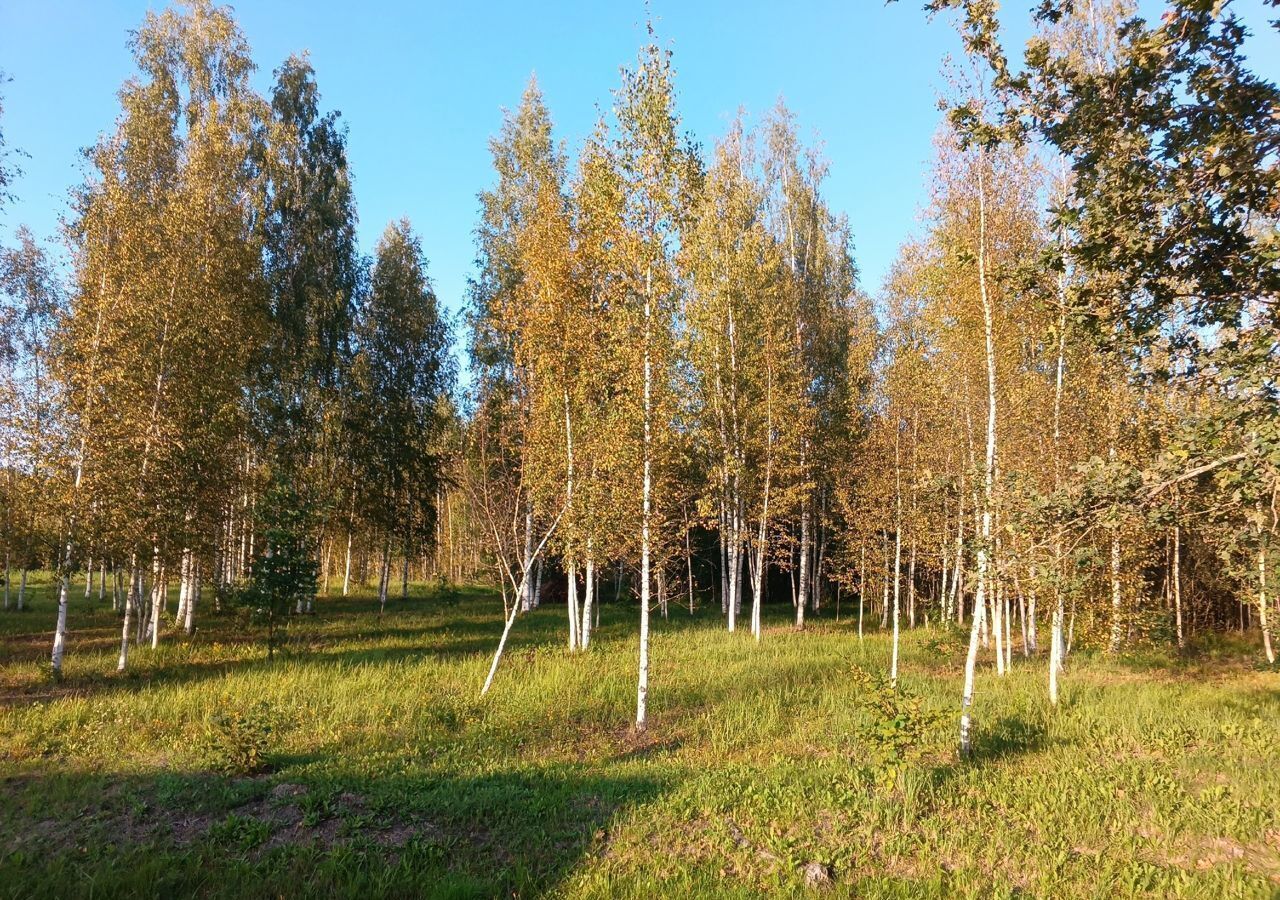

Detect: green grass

[1,579,1278,898]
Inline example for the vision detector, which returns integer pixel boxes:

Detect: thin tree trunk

[1017,573,1029,657]
[176,548,190,625]
[378,538,391,615]
[881,537,890,630]
[568,563,580,652]
[401,548,409,600]
[342,529,354,596]
[149,549,163,650]
[685,504,694,614]
[564,387,579,651]
[521,504,534,613]
[185,561,199,635]
[954,479,965,626]
[797,492,810,630]
[582,554,595,649]
[637,264,653,730]
[118,558,139,672]
[858,543,866,641]
[1173,523,1184,650]
[908,540,917,630]
[1259,538,1274,665]
[961,154,996,758]
[533,554,544,608]
[892,424,903,684]
[993,541,1005,676]
[1049,202,1068,701]
[1049,597,1064,705]
[719,507,728,616]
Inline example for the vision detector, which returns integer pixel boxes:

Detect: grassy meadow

[1,578,1278,898]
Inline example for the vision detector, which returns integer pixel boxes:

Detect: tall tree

[0,228,62,614]
[350,219,451,611]
[468,77,565,614]
[60,0,267,673]
[612,31,695,728]
[259,53,359,470]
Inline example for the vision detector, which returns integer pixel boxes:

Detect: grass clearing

[2,582,1278,898]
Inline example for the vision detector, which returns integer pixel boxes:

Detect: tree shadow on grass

[0,765,666,899]
[969,713,1049,763]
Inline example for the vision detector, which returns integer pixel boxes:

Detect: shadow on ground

[0,765,665,899]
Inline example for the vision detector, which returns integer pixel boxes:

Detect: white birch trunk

[1259,539,1274,665]
[582,554,595,649]
[564,388,578,651]
[479,505,566,695]
[1049,217,1068,701]
[533,555,543,608]
[637,265,653,730]
[567,563,580,652]
[1173,524,1184,649]
[1049,597,1064,705]
[858,543,865,641]
[342,524,353,597]
[149,550,163,649]
[961,154,997,757]
[177,548,191,625]
[118,559,139,672]
[185,561,199,635]
[892,526,902,686]
[797,492,810,630]
[892,426,903,685]
[521,505,534,612]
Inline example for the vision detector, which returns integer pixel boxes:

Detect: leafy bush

[848,665,946,789]
[921,627,965,659]
[203,700,275,775]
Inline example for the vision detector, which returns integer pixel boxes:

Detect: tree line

[0,2,453,674]
[1,0,1276,751]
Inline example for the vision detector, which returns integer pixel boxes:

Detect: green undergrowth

[1,581,1277,898]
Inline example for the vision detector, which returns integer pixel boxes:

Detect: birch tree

[611,32,694,728]
[60,0,267,673]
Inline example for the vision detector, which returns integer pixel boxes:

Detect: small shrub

[848,665,946,789]
[203,700,275,775]
[921,627,965,659]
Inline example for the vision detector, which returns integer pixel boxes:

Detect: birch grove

[0,0,1275,753]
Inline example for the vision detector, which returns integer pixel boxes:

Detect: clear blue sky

[3,0,1278,330]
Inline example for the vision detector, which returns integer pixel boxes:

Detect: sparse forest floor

[1,581,1278,898]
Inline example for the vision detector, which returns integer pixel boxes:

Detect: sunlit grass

[1,580,1277,897]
